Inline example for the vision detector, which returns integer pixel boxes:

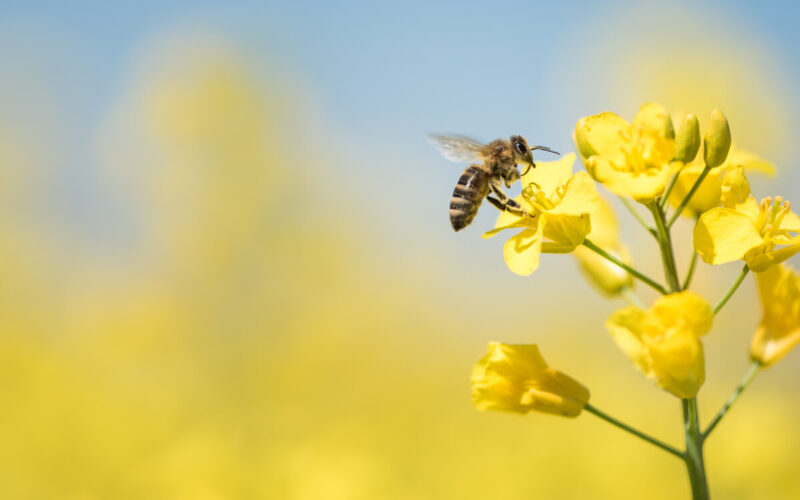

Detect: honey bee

[428,134,559,231]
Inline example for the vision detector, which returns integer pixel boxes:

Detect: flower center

[757,196,793,241]
[522,181,565,211]
[616,126,657,174]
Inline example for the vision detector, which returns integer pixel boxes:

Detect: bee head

[509,135,535,167]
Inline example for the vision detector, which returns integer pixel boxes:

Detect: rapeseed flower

[483,153,600,276]
[574,102,676,202]
[606,292,713,398]
[750,263,800,366]
[472,342,590,417]
[694,167,800,271]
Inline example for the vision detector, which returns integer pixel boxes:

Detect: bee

[428,134,559,231]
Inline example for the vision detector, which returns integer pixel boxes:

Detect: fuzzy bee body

[429,134,558,231]
[450,163,491,231]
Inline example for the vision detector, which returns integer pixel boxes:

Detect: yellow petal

[522,153,575,197]
[750,264,800,366]
[587,156,670,201]
[694,208,764,265]
[472,343,589,417]
[720,166,750,206]
[745,238,800,272]
[651,291,713,337]
[574,112,629,164]
[485,342,548,379]
[633,102,675,140]
[647,329,705,399]
[541,214,590,253]
[781,210,800,233]
[548,169,600,216]
[521,368,591,417]
[503,225,544,276]
[726,148,776,176]
[482,202,536,239]
[606,306,650,375]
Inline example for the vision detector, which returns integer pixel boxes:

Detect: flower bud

[703,109,731,168]
[674,114,700,163]
[471,343,590,417]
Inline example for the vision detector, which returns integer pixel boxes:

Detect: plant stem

[650,193,710,497]
[584,403,683,459]
[713,264,750,315]
[668,165,711,228]
[683,398,710,500]
[619,196,658,238]
[582,239,668,295]
[703,362,761,439]
[682,251,699,290]
[648,202,681,292]
[660,168,682,211]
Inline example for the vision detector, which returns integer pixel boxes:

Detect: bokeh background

[1,0,799,498]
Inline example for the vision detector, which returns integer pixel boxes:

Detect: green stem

[682,251,699,290]
[660,167,683,211]
[619,196,658,238]
[668,165,711,228]
[683,398,710,500]
[582,239,668,295]
[713,264,750,315]
[703,362,761,439]
[648,202,681,293]
[584,403,683,459]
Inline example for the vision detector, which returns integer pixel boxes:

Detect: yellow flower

[750,264,800,367]
[471,342,590,417]
[574,102,676,202]
[668,146,775,218]
[572,197,634,296]
[694,167,800,271]
[482,153,600,276]
[606,292,713,399]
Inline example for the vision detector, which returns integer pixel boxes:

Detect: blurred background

[1,0,799,498]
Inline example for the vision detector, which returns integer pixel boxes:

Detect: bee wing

[427,134,485,163]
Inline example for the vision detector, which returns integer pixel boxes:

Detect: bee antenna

[531,146,560,155]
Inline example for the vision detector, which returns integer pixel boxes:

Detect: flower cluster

[458,101,800,496]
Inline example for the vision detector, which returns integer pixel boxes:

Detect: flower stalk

[582,238,667,294]
[584,403,683,459]
[668,165,711,228]
[713,265,750,315]
[703,361,761,439]
[648,201,682,292]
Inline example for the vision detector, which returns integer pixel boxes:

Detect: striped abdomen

[450,164,490,231]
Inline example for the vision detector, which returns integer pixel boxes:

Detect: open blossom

[471,342,590,417]
[694,166,800,271]
[574,102,676,202]
[751,263,800,367]
[606,292,713,399]
[482,153,600,276]
[572,197,634,296]
[668,146,775,218]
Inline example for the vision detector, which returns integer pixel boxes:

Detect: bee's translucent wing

[427,134,485,163]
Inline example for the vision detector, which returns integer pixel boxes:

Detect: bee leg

[488,184,533,218]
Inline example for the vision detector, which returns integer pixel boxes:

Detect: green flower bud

[703,109,731,168]
[674,114,700,163]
